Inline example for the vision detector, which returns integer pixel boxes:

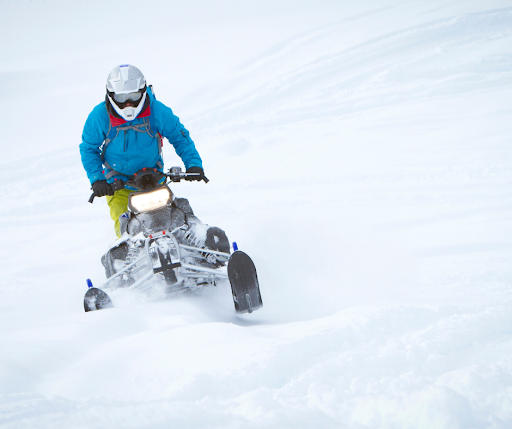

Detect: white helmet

[106,64,147,121]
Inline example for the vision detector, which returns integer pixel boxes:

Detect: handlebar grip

[203,176,209,183]
[88,193,96,203]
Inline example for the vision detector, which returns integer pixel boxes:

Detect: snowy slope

[1,0,512,428]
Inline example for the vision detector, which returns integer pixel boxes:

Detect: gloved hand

[92,180,114,197]
[185,167,205,181]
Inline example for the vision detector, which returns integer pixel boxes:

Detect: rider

[80,64,204,238]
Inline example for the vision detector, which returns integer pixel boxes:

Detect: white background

[1,0,511,427]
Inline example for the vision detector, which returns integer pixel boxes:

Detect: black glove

[92,180,114,197]
[185,167,205,181]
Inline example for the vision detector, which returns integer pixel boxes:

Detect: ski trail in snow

[235,5,397,73]
[193,8,512,134]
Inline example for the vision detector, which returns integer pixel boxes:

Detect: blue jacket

[80,87,202,185]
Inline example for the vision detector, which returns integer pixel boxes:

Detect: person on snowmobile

[80,64,204,237]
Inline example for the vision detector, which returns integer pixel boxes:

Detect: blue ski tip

[232,242,238,251]
[86,279,94,289]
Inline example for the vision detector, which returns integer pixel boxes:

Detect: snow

[1,0,512,427]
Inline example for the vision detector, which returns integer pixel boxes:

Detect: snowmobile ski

[227,250,263,313]
[84,287,113,312]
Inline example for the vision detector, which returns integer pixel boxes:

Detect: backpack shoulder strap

[101,114,120,162]
[146,85,164,168]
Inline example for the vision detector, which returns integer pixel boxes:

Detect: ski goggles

[113,90,143,103]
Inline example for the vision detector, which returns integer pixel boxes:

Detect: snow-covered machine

[84,167,263,314]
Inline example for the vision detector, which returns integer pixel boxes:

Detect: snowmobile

[84,167,263,315]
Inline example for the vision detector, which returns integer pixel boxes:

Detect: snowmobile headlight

[128,185,173,213]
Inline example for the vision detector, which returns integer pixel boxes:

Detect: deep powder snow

[0,1,511,428]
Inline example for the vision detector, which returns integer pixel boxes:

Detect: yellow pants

[106,189,137,238]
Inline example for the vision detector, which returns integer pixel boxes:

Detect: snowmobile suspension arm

[180,263,228,277]
[101,252,147,289]
[178,244,231,258]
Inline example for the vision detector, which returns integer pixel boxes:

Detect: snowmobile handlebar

[167,166,209,184]
[88,167,208,203]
